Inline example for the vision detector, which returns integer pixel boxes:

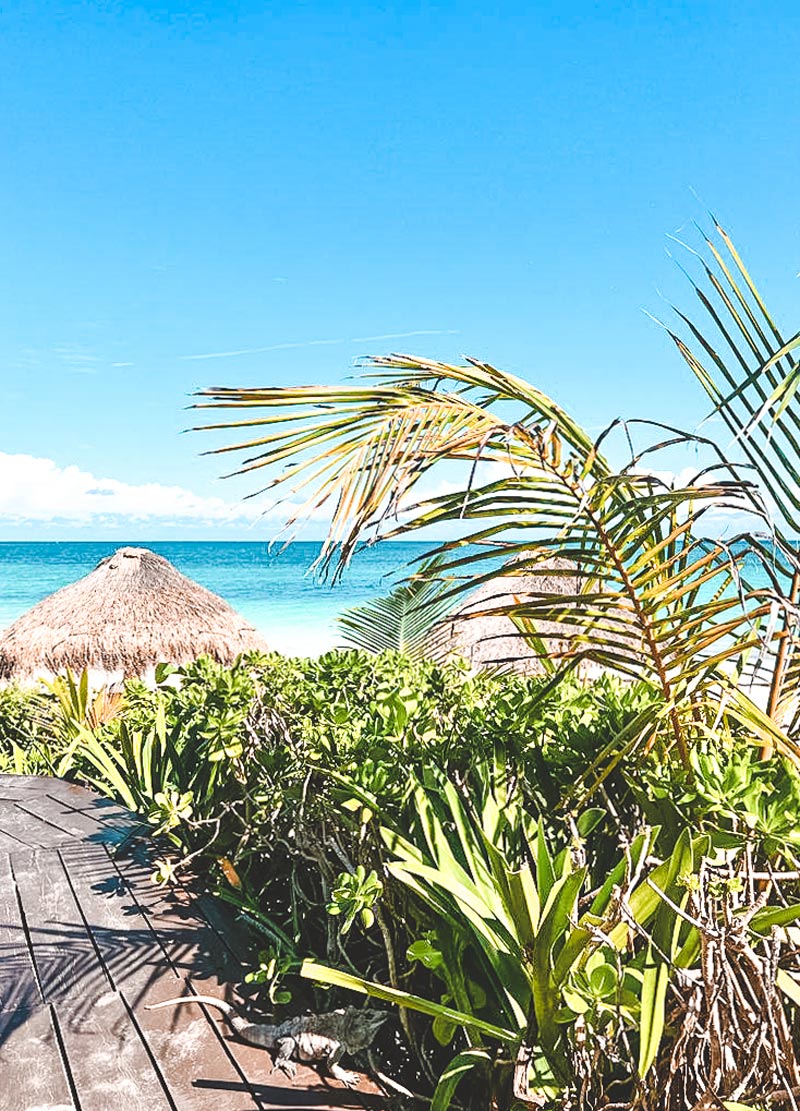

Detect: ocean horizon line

[0,537,438,545]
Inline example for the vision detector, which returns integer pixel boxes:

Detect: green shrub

[12,653,799,1107]
[0,684,55,773]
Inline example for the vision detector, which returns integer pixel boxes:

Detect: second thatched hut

[429,557,637,676]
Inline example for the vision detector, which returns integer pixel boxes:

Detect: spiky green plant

[337,564,457,657]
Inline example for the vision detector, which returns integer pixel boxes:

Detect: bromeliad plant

[306,757,800,1109]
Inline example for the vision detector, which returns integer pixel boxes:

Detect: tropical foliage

[6,224,800,1107]
[5,657,800,1107]
[184,224,800,1107]
[192,250,800,789]
[337,570,456,657]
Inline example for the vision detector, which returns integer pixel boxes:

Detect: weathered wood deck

[0,774,385,1111]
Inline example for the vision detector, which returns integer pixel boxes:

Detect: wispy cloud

[11,343,122,375]
[0,452,303,526]
[179,329,460,361]
[52,344,103,372]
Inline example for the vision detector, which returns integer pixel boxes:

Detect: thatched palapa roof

[0,547,269,683]
[430,557,640,676]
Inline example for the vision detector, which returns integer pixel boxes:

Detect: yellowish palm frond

[195,353,789,766]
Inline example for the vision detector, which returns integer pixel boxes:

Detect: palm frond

[196,354,789,764]
[665,223,800,749]
[337,567,457,657]
[193,358,612,578]
[667,221,800,534]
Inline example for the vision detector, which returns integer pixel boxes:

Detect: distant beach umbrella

[0,546,269,684]
[429,557,638,676]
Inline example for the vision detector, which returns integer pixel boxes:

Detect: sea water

[0,540,786,660]
[0,541,434,657]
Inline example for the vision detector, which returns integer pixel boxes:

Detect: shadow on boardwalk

[0,773,386,1111]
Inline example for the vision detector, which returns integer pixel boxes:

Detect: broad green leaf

[589,829,654,917]
[638,943,668,1077]
[531,868,586,1057]
[300,960,517,1043]
[535,818,556,905]
[748,901,800,935]
[608,829,697,949]
[430,1048,492,1111]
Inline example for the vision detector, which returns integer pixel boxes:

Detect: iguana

[146,996,388,1086]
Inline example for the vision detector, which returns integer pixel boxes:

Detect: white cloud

[0,452,283,526]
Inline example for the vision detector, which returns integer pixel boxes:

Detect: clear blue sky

[1,1,799,539]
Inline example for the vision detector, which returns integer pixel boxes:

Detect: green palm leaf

[667,223,800,533]
[337,564,457,657]
[667,223,800,739]
[195,233,800,768]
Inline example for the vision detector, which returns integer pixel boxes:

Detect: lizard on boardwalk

[146,995,388,1086]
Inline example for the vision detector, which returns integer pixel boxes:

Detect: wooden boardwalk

[0,774,385,1111]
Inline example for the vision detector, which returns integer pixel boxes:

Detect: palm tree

[193,224,800,779]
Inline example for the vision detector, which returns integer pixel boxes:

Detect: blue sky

[1,1,799,540]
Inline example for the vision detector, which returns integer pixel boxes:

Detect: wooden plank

[0,775,132,817]
[0,1005,76,1111]
[13,797,101,842]
[0,777,77,802]
[0,829,31,853]
[53,992,172,1111]
[11,848,110,1003]
[116,848,249,991]
[0,775,142,843]
[62,839,265,1111]
[188,884,262,970]
[12,847,172,1111]
[0,786,40,799]
[0,852,40,1015]
[114,851,379,1110]
[46,780,143,831]
[0,773,56,792]
[190,1074,381,1110]
[43,778,108,808]
[0,774,74,804]
[14,793,137,846]
[0,799,72,848]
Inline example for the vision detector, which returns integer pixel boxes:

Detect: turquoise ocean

[0,541,786,660]
[0,542,433,657]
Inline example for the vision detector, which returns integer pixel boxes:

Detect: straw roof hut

[0,547,269,685]
[429,557,638,676]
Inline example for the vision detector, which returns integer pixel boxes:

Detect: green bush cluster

[3,654,800,1108]
[0,684,56,773]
